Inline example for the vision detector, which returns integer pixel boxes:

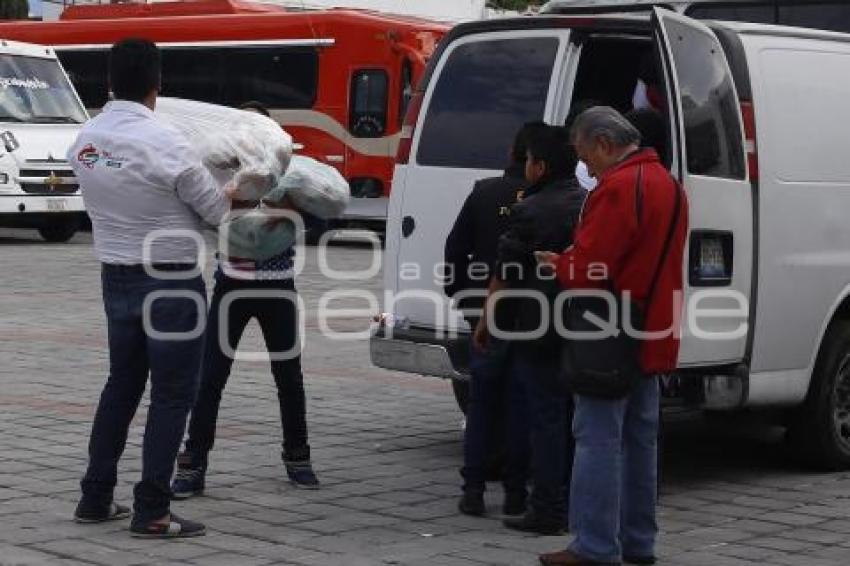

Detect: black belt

[102,263,198,273]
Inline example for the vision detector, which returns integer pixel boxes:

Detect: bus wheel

[789,320,850,470]
[452,377,470,415]
[38,219,78,243]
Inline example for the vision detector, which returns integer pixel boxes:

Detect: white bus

[0,39,86,242]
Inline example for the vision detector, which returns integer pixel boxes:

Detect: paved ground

[3,228,850,566]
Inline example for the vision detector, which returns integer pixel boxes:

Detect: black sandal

[74,501,131,524]
[130,513,206,538]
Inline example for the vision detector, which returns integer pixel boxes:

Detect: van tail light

[741,101,759,182]
[396,91,424,165]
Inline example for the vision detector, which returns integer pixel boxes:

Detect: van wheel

[452,378,470,415]
[788,320,850,470]
[38,220,78,243]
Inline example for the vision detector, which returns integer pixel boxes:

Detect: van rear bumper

[370,324,470,381]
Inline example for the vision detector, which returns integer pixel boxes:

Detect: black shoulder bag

[559,166,682,399]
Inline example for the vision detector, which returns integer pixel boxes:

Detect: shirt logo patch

[102,150,127,169]
[77,144,99,169]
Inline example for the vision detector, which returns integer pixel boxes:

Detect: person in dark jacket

[445,122,545,518]
[474,125,586,535]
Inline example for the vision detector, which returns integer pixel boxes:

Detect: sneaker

[130,513,206,539]
[74,501,131,524]
[171,452,206,500]
[458,491,485,516]
[502,492,527,516]
[284,460,320,489]
[504,511,564,536]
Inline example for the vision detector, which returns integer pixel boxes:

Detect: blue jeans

[512,353,568,522]
[569,376,660,562]
[462,339,530,495]
[80,265,206,523]
[185,274,309,463]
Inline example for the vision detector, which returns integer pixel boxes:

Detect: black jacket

[495,175,586,357]
[444,165,527,320]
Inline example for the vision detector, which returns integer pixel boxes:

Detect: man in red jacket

[537,106,688,566]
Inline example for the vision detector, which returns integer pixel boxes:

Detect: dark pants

[512,352,573,522]
[461,340,530,496]
[185,274,309,463]
[81,265,206,523]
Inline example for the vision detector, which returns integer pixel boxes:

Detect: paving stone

[4,233,850,566]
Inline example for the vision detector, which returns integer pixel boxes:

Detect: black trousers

[185,274,310,463]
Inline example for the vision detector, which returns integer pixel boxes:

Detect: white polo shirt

[68,100,229,265]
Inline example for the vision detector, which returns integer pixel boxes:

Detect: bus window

[350,69,388,138]
[161,47,319,109]
[57,50,110,108]
[399,60,413,125]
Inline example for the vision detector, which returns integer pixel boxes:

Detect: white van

[544,0,850,33]
[372,7,850,468]
[0,39,87,242]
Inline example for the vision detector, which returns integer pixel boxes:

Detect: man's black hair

[239,101,271,117]
[625,107,666,157]
[109,38,161,103]
[527,125,577,181]
[511,121,548,164]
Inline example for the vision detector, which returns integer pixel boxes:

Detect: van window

[350,69,388,138]
[417,37,559,170]
[685,3,776,25]
[162,47,318,109]
[664,19,746,179]
[780,3,850,34]
[58,50,109,108]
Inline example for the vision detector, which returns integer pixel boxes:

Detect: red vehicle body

[0,0,448,227]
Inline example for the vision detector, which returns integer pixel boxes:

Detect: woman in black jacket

[474,125,585,535]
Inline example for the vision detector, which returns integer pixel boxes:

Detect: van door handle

[402,216,415,238]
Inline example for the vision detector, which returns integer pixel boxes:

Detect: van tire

[788,320,850,470]
[452,377,470,415]
[38,220,78,243]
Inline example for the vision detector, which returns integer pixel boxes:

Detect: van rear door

[388,29,574,333]
[652,8,754,368]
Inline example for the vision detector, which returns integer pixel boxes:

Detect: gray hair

[570,105,641,148]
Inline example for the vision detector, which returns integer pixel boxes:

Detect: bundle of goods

[155,97,292,200]
[155,98,350,260]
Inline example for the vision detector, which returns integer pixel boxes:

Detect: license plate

[46,199,67,212]
[699,238,726,279]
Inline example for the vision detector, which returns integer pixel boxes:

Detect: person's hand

[534,251,560,267]
[473,318,490,352]
[223,181,238,200]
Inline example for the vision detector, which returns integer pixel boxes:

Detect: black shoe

[130,513,206,539]
[458,491,485,517]
[74,501,131,524]
[171,452,206,500]
[284,460,321,490]
[502,492,527,516]
[504,512,563,536]
[623,555,656,565]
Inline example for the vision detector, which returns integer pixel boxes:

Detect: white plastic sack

[155,97,293,201]
[276,155,350,219]
[223,209,297,261]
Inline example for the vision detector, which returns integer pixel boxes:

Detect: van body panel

[653,8,753,367]
[743,34,850,377]
[388,29,574,332]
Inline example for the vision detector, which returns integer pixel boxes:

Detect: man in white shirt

[68,38,229,538]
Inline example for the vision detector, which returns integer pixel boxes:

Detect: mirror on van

[1,131,19,153]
